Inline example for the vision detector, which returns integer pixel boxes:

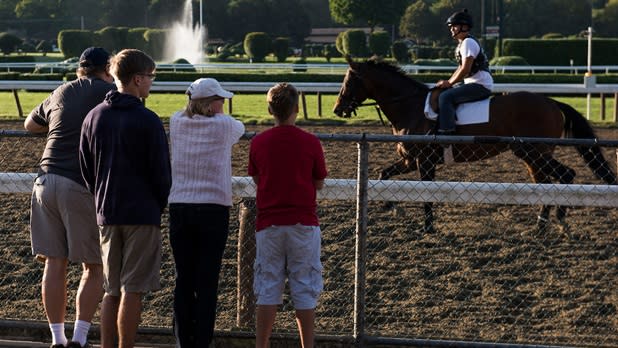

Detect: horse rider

[435,8,494,135]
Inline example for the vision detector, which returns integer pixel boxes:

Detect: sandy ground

[0,121,616,347]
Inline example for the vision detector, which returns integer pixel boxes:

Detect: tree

[201,0,230,40]
[58,0,106,30]
[227,0,271,41]
[227,0,311,45]
[502,0,591,38]
[301,0,334,27]
[329,0,411,32]
[431,0,483,40]
[0,0,19,25]
[148,0,185,28]
[594,0,618,37]
[268,0,311,45]
[399,0,439,43]
[13,0,58,38]
[14,0,55,19]
[100,0,149,27]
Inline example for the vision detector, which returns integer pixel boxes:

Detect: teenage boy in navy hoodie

[79,48,171,348]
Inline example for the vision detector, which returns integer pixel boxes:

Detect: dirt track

[0,121,616,347]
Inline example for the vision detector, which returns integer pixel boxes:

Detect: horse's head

[333,56,370,118]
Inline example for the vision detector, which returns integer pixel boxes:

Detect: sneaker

[50,345,65,348]
[66,342,91,348]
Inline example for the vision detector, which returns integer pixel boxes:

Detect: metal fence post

[613,93,618,123]
[237,197,256,328]
[354,135,369,347]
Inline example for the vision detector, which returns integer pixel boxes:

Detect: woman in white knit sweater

[168,78,245,348]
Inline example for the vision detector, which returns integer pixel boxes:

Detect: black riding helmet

[446,8,473,28]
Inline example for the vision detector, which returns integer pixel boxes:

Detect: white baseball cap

[187,78,233,100]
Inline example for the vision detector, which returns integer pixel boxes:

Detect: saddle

[429,88,443,115]
[424,88,492,127]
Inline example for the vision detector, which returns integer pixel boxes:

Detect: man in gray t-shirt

[24,47,115,348]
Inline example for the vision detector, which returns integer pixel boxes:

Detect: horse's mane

[365,58,429,92]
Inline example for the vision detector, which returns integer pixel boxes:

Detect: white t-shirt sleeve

[459,38,480,59]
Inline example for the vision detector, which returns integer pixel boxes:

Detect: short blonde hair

[110,49,155,86]
[267,83,298,122]
[184,95,221,117]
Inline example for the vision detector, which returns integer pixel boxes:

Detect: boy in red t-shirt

[248,83,328,348]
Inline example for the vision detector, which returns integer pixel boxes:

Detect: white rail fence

[2,62,618,74]
[2,80,618,121]
[2,173,618,208]
[2,80,618,94]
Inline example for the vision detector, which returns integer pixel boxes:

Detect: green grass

[1,90,616,126]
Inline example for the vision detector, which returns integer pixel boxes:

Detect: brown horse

[333,57,617,233]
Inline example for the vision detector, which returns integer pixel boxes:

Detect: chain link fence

[1,125,617,347]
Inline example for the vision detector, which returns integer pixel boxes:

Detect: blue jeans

[169,203,230,348]
[438,83,491,131]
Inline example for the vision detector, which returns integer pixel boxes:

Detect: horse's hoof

[558,221,571,239]
[424,225,435,234]
[536,225,550,236]
[382,201,395,211]
[391,205,405,217]
[536,215,550,235]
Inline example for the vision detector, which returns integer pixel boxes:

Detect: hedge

[391,41,410,64]
[18,72,618,84]
[368,31,391,57]
[57,30,95,59]
[18,73,65,80]
[272,37,289,63]
[342,29,368,57]
[243,32,271,63]
[501,38,618,66]
[0,72,20,79]
[96,26,130,54]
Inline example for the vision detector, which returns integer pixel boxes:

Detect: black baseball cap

[79,47,110,67]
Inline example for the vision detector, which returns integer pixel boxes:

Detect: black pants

[169,203,230,348]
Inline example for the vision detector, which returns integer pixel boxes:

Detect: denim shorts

[254,224,323,309]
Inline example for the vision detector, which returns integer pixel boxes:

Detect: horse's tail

[553,99,617,185]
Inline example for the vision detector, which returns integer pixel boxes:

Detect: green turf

[1,90,616,126]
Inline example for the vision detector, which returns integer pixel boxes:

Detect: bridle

[339,70,425,126]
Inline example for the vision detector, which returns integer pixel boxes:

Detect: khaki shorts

[30,173,101,264]
[254,224,323,309]
[100,225,162,296]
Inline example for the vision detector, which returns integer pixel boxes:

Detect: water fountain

[164,0,206,64]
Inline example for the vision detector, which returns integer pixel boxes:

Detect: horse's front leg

[378,157,418,180]
[378,157,417,211]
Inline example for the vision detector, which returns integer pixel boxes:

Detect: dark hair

[110,49,156,86]
[76,65,108,78]
[267,83,298,122]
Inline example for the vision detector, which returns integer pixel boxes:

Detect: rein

[352,93,424,126]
